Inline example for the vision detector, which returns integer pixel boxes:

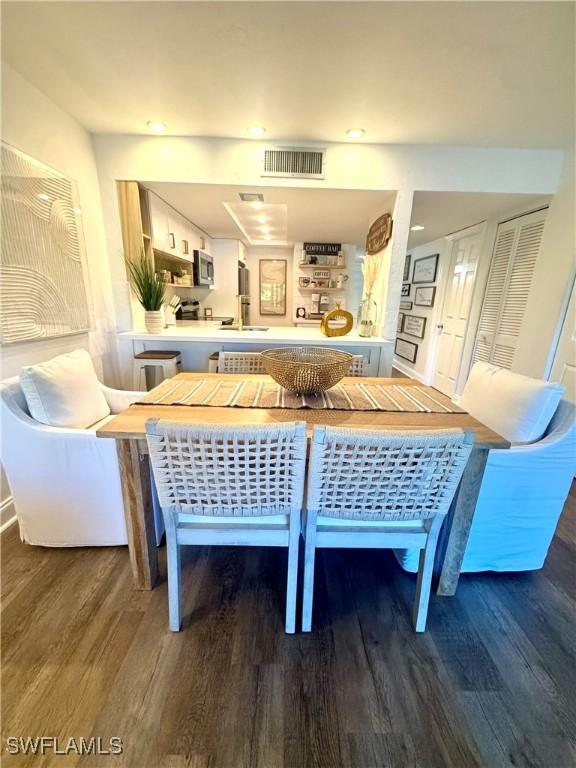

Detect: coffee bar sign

[366,213,393,255]
[304,243,341,255]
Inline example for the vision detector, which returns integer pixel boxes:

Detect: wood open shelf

[154,249,194,266]
[297,286,347,292]
[297,264,347,269]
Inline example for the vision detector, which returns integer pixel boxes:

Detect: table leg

[435,444,489,596]
[116,439,158,590]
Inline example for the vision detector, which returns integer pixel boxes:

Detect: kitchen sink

[219,325,270,332]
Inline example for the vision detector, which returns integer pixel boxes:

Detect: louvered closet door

[473,208,547,369]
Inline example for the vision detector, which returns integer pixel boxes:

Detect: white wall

[0,64,116,514]
[245,246,294,326]
[2,64,116,380]
[514,150,575,378]
[393,237,450,381]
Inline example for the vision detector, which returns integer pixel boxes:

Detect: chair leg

[134,364,143,391]
[285,513,300,634]
[413,516,443,632]
[301,511,317,632]
[166,534,182,632]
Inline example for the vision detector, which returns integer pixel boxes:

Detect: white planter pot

[144,310,164,333]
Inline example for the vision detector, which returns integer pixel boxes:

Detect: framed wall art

[0,142,90,344]
[403,254,411,282]
[414,285,436,307]
[399,299,413,311]
[260,259,287,316]
[395,338,418,364]
[412,253,439,284]
[397,312,405,334]
[401,283,411,297]
[403,314,427,339]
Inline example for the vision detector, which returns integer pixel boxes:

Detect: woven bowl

[261,346,353,395]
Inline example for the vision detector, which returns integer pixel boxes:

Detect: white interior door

[473,208,547,369]
[550,276,576,402]
[433,227,483,397]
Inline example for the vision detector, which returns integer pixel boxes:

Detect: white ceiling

[408,192,551,247]
[2,2,573,148]
[145,182,396,247]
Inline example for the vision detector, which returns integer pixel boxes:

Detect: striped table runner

[135,378,464,413]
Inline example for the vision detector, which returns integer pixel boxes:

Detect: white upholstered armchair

[0,377,164,547]
[396,363,575,573]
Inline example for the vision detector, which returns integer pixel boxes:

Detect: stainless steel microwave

[193,250,214,286]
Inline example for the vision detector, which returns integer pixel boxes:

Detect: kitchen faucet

[236,294,247,332]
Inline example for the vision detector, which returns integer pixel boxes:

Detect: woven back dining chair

[303,426,473,632]
[218,351,266,374]
[218,351,365,376]
[146,419,307,633]
[348,355,365,377]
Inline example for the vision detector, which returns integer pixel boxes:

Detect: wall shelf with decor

[297,264,348,270]
[297,287,346,292]
[292,242,355,325]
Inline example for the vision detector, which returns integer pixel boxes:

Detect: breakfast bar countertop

[118,325,393,347]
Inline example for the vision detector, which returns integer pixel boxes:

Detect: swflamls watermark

[5,736,123,756]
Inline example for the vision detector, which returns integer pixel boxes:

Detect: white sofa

[396,364,575,573]
[0,376,164,547]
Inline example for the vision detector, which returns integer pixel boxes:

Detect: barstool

[208,352,219,373]
[133,350,182,391]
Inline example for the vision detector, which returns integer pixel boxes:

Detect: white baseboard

[0,496,17,533]
[392,358,426,382]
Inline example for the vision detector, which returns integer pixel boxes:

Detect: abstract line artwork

[1,142,90,344]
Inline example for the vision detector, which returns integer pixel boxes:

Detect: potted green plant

[125,252,166,333]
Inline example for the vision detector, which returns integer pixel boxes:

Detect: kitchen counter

[117,324,395,382]
[119,324,389,347]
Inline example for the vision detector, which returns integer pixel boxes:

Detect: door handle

[169,233,175,249]
[437,324,444,330]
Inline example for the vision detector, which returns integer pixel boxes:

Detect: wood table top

[97,373,510,449]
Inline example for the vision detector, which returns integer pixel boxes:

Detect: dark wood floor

[2,485,575,768]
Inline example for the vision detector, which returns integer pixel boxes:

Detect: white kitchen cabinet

[166,210,186,259]
[180,220,194,259]
[148,190,212,264]
[149,193,191,262]
[149,193,170,254]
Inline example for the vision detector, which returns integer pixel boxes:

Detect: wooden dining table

[97,372,509,596]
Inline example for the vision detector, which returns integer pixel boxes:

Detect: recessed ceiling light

[37,193,50,201]
[262,235,273,241]
[248,126,266,138]
[260,226,271,234]
[410,224,425,231]
[255,214,269,224]
[73,208,82,215]
[346,128,365,139]
[147,121,166,133]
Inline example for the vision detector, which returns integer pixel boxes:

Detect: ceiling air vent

[262,148,325,179]
[239,192,265,202]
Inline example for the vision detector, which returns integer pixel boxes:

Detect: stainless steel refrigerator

[238,262,250,326]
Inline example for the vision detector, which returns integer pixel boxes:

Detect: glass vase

[357,293,377,337]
